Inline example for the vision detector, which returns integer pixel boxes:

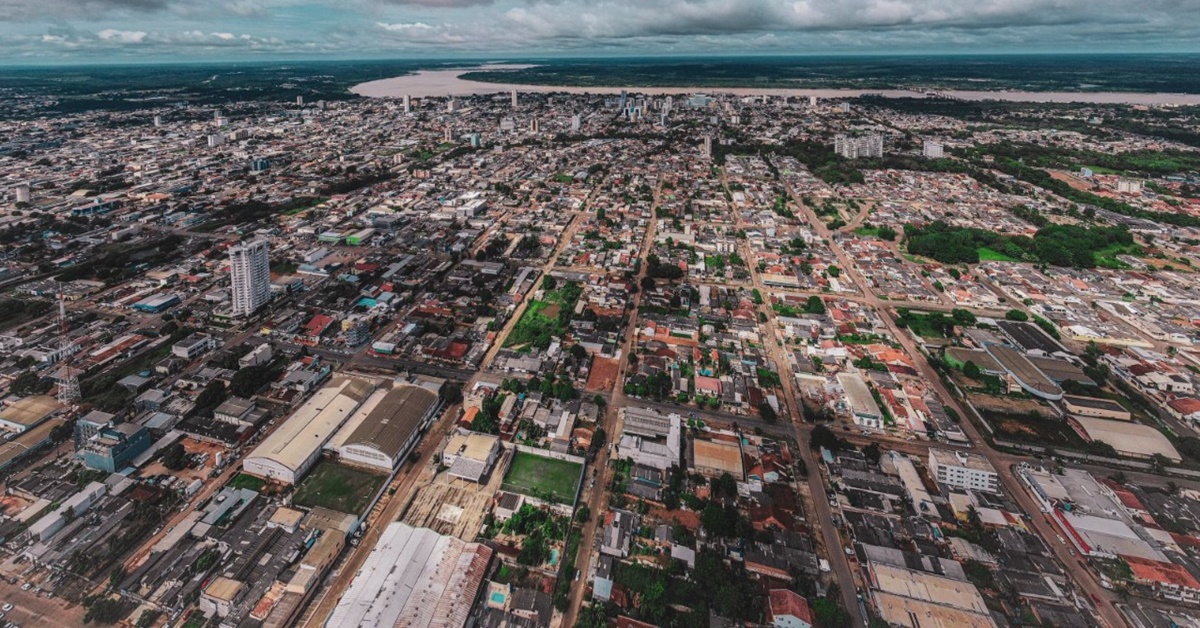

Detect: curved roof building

[335,383,440,471]
[985,344,1063,401]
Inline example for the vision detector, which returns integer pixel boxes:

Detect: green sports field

[501,451,583,504]
[292,461,386,515]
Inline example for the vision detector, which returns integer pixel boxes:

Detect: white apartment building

[229,239,271,317]
[833,134,884,159]
[929,448,999,493]
[923,140,945,159]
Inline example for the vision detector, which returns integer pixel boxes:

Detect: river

[351,66,1200,105]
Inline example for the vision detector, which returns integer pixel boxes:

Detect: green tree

[1004,309,1029,322]
[439,381,464,404]
[951,308,977,326]
[963,360,982,380]
[809,424,846,452]
[161,442,188,471]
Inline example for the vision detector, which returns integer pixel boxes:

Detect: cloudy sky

[2,0,1198,63]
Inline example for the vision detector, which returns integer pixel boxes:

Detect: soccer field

[292,461,386,515]
[502,451,583,504]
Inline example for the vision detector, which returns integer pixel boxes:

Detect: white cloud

[97,28,148,43]
[2,0,1199,60]
[377,21,435,31]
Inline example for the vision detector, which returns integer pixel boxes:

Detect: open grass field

[977,247,1018,262]
[292,461,386,515]
[1094,243,1143,269]
[227,473,267,493]
[502,450,583,504]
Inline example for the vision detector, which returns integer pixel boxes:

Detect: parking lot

[0,580,85,627]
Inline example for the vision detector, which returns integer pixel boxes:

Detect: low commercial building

[132,293,181,313]
[442,430,502,483]
[1124,554,1200,604]
[326,522,492,628]
[618,407,682,470]
[171,333,218,360]
[214,397,264,426]
[690,438,744,480]
[201,577,246,618]
[26,481,106,542]
[837,372,883,429]
[1062,395,1131,421]
[1054,508,1164,561]
[286,531,344,595]
[239,343,274,368]
[868,563,993,627]
[928,448,999,494]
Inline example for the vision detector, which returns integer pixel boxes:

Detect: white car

[1,603,11,611]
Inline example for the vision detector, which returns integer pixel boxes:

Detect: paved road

[561,180,662,627]
[734,174,866,626]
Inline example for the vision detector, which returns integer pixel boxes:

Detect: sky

[1,0,1198,63]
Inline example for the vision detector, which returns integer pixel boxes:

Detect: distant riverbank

[351,66,1200,105]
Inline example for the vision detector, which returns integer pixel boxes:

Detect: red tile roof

[768,588,813,625]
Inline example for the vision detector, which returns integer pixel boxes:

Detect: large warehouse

[330,382,441,471]
[1069,416,1182,462]
[325,522,492,628]
[0,395,60,433]
[242,375,376,484]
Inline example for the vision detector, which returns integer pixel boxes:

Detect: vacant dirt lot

[967,393,1047,415]
[586,357,620,392]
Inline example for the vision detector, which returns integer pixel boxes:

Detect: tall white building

[923,140,945,159]
[402,94,411,114]
[1117,178,1144,194]
[833,134,884,159]
[929,448,999,493]
[703,136,713,159]
[571,114,581,133]
[229,239,271,317]
[14,184,30,204]
[511,88,518,109]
